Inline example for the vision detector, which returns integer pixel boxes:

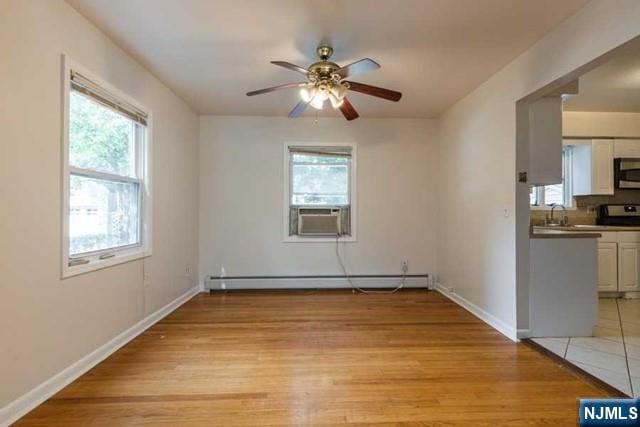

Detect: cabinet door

[614,139,640,158]
[591,139,614,195]
[528,97,562,185]
[597,242,617,292]
[618,243,640,291]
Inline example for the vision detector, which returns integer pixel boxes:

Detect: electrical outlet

[185,266,192,277]
[402,260,409,274]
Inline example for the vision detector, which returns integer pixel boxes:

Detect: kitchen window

[530,146,573,208]
[284,143,356,241]
[62,58,151,277]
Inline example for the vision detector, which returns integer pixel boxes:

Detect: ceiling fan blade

[335,58,380,78]
[288,100,310,118]
[271,61,310,75]
[246,82,308,96]
[339,97,359,121]
[346,81,402,102]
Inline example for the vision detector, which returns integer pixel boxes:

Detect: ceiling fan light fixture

[331,83,348,100]
[310,95,325,110]
[247,45,401,120]
[328,92,343,108]
[300,86,316,102]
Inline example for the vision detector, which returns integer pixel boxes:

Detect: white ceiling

[66,0,589,118]
[564,37,640,113]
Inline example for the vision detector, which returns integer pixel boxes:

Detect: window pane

[544,183,564,205]
[530,187,539,205]
[291,153,349,164]
[69,90,137,177]
[530,148,573,207]
[292,163,349,205]
[69,174,140,255]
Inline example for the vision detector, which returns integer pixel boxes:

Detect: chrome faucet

[546,203,569,226]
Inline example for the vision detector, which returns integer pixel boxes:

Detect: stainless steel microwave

[615,158,640,189]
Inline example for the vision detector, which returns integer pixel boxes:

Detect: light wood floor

[17,290,610,425]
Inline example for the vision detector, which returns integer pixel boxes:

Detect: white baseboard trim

[434,283,518,342]
[517,329,532,339]
[205,275,430,290]
[0,285,201,426]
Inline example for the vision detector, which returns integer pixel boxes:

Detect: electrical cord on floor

[335,234,406,294]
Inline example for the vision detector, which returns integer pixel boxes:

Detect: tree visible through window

[67,74,147,259]
[290,149,351,206]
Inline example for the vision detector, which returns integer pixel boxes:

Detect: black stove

[597,204,640,226]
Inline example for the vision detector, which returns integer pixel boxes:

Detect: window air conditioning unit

[298,207,341,236]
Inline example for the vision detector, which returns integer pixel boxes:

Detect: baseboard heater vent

[205,274,432,291]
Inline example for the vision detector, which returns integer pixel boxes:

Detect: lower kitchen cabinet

[618,242,640,292]
[535,229,640,294]
[597,242,618,292]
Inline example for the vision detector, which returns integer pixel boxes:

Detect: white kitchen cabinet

[528,97,563,185]
[536,229,640,294]
[597,242,618,292]
[614,139,640,158]
[618,242,640,292]
[572,139,614,196]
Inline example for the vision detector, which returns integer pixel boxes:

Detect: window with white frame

[63,63,150,276]
[530,146,573,208]
[285,144,355,239]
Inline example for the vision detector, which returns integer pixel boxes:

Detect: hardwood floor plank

[15,290,610,425]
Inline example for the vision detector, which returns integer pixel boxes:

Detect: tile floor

[532,298,640,396]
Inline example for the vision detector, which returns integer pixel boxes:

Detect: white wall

[199,116,437,279]
[436,0,640,338]
[0,0,199,408]
[564,111,640,137]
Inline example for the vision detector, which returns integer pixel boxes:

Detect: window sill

[283,235,357,243]
[62,247,150,279]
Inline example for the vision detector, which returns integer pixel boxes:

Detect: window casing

[284,143,356,242]
[530,146,573,208]
[62,57,151,277]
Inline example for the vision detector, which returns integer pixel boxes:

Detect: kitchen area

[525,38,640,396]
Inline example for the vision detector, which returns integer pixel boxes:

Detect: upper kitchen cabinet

[572,139,614,196]
[614,139,640,158]
[528,97,562,185]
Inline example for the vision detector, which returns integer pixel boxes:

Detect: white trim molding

[0,286,200,426]
[517,329,532,339]
[434,282,518,342]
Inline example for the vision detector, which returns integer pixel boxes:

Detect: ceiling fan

[246,45,402,121]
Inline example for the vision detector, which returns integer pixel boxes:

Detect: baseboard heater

[205,274,431,291]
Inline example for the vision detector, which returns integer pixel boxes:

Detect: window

[63,59,151,277]
[290,149,350,205]
[284,144,356,241]
[530,146,573,208]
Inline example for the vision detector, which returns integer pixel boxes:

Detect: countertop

[530,227,602,239]
[535,225,640,232]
